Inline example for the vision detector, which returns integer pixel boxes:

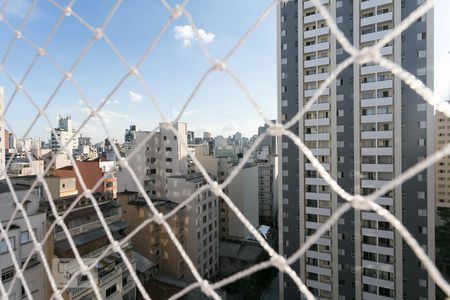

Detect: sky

[0,0,448,144]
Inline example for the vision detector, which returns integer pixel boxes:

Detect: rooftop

[219,241,263,261]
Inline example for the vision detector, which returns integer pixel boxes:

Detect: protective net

[0,0,449,299]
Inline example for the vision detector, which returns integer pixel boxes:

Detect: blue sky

[0,0,448,143]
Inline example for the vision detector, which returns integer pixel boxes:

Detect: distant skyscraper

[124,125,137,143]
[278,1,434,299]
[187,130,195,144]
[50,115,78,156]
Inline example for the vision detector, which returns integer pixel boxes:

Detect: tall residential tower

[278,1,434,299]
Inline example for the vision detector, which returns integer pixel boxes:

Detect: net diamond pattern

[0,0,448,299]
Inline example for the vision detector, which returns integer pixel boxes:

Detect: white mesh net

[0,0,448,299]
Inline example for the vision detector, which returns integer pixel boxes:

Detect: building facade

[50,116,79,156]
[117,122,188,198]
[435,110,450,208]
[278,1,434,299]
[166,173,219,281]
[0,87,5,180]
[0,178,46,300]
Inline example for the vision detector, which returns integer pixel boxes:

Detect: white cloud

[112,99,120,104]
[80,107,129,124]
[129,91,143,103]
[4,0,44,21]
[174,25,215,47]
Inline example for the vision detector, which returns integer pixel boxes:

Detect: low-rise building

[0,177,47,300]
[166,173,219,281]
[42,191,136,300]
[117,191,186,280]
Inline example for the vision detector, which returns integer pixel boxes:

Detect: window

[166,169,172,173]
[418,50,426,58]
[106,284,117,298]
[417,103,427,111]
[165,158,172,162]
[417,68,426,76]
[20,229,36,245]
[417,32,426,40]
[165,147,172,152]
[1,267,14,283]
[0,237,15,254]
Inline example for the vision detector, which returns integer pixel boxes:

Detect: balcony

[55,214,121,241]
[361,64,389,75]
[361,147,393,156]
[361,179,390,189]
[306,264,332,276]
[361,163,393,172]
[305,162,330,171]
[304,72,330,83]
[306,279,332,292]
[309,102,330,111]
[362,227,394,239]
[361,79,393,91]
[361,130,393,140]
[304,26,329,39]
[304,133,330,141]
[361,12,393,27]
[304,41,329,53]
[362,275,395,290]
[305,117,330,127]
[304,13,324,24]
[306,206,331,216]
[361,29,393,43]
[361,97,393,107]
[362,259,394,272]
[306,250,331,261]
[361,113,393,123]
[362,244,394,256]
[305,192,330,201]
[304,0,329,9]
[361,0,393,10]
[310,147,330,156]
[305,177,328,186]
[304,57,330,68]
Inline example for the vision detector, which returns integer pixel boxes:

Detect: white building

[0,178,46,300]
[222,164,259,241]
[8,160,44,177]
[50,116,79,156]
[117,122,188,198]
[166,173,219,281]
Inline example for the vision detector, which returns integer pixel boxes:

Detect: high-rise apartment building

[117,122,188,198]
[50,115,79,156]
[435,110,450,208]
[278,1,434,299]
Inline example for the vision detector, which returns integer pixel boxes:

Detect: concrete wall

[227,165,259,240]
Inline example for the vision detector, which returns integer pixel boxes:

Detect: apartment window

[418,121,427,129]
[418,50,426,58]
[417,32,426,40]
[281,100,288,107]
[337,110,344,117]
[417,103,427,111]
[165,158,172,162]
[337,94,344,102]
[166,168,172,173]
[281,58,287,65]
[106,284,117,298]
[166,147,172,151]
[337,125,344,132]
[418,139,426,147]
[0,237,15,254]
[20,229,36,245]
[418,209,427,217]
[337,141,344,148]
[336,1,342,8]
[417,68,426,76]
[336,16,343,24]
[282,43,287,51]
[1,267,14,283]
[281,29,287,36]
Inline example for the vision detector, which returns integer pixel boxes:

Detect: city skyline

[0,0,448,143]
